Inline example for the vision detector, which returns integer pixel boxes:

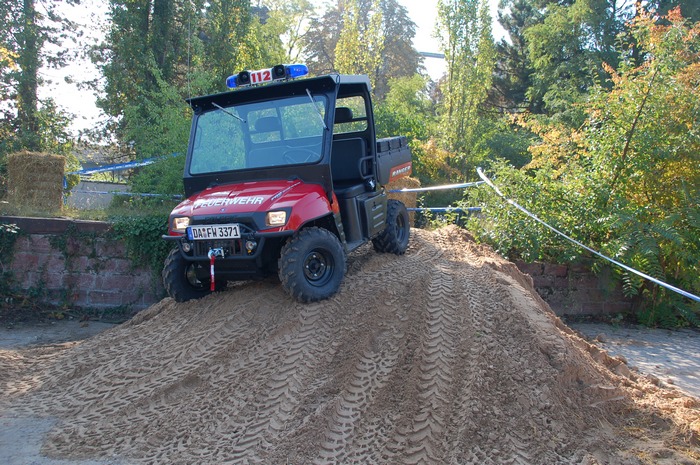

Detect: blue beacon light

[226,75,238,88]
[286,64,309,79]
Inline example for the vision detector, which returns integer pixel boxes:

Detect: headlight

[172,216,191,232]
[266,211,287,226]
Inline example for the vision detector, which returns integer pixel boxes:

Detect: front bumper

[162,229,293,261]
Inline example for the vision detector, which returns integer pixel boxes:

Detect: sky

[40,0,504,136]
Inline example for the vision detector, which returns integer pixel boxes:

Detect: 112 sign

[250,69,272,84]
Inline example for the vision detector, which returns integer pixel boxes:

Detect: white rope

[476,167,700,303]
[388,181,484,193]
[407,207,481,212]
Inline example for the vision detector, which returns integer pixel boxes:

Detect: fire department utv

[162,64,412,302]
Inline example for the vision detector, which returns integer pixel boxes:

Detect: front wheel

[278,227,346,303]
[372,199,410,255]
[162,248,225,302]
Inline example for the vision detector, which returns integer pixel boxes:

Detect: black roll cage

[182,74,377,201]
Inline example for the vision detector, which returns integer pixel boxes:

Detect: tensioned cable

[388,181,484,193]
[477,167,700,303]
[407,207,482,213]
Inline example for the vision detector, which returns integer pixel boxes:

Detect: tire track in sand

[291,231,446,464]
[314,328,402,464]
[384,261,461,464]
[227,301,337,463]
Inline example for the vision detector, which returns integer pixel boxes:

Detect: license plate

[187,224,241,241]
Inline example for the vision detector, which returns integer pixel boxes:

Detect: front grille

[193,239,244,258]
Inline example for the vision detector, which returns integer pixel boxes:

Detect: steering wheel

[283,149,317,164]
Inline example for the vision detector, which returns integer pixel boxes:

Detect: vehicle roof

[187,74,372,113]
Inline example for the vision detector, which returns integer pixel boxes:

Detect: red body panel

[167,180,333,235]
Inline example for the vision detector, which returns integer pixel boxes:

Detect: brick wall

[4,216,163,311]
[514,260,634,316]
[2,216,631,316]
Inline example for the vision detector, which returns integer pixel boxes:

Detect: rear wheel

[372,199,410,255]
[162,248,225,302]
[278,227,346,302]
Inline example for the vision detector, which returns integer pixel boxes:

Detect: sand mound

[1,226,698,464]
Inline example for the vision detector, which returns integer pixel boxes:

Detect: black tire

[372,199,410,255]
[162,248,225,302]
[278,227,346,302]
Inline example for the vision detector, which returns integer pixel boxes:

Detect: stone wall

[2,216,631,316]
[514,260,634,317]
[4,216,163,311]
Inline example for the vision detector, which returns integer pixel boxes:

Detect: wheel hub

[304,251,329,282]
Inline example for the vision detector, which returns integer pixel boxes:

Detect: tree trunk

[17,0,41,151]
[151,0,174,81]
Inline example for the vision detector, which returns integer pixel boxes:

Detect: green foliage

[334,0,384,87]
[304,0,420,100]
[263,0,316,63]
[374,74,433,141]
[130,154,186,196]
[466,10,700,326]
[0,223,20,265]
[111,214,173,279]
[239,14,286,68]
[478,118,533,169]
[94,0,258,156]
[489,0,540,112]
[435,0,497,177]
[464,159,582,263]
[200,0,253,86]
[121,64,192,160]
[1,0,80,153]
[106,195,179,219]
[524,0,627,124]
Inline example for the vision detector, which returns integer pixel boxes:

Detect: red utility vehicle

[162,64,412,302]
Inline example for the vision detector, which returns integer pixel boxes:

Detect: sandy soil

[0,226,698,464]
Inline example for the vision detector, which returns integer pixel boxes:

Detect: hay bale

[7,151,65,213]
[387,176,420,225]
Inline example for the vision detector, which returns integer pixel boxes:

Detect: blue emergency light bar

[226,64,309,89]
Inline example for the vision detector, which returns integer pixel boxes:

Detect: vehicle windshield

[189,94,328,175]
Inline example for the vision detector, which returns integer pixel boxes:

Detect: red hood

[170,180,325,218]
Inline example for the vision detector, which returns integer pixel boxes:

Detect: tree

[0,0,79,154]
[436,0,496,171]
[334,0,384,83]
[489,0,540,113]
[470,7,700,326]
[650,0,700,22]
[201,0,252,83]
[237,4,289,69]
[304,0,420,99]
[375,74,433,142]
[262,0,316,63]
[524,0,631,124]
[94,1,270,159]
[376,0,421,97]
[303,5,342,75]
